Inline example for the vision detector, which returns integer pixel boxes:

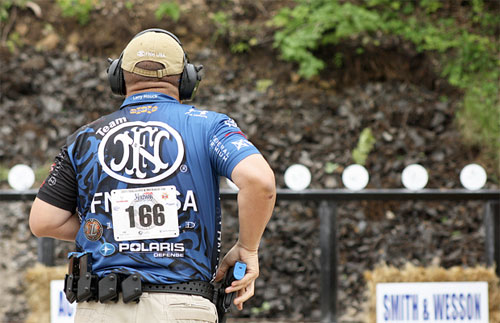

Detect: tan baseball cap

[121,31,185,78]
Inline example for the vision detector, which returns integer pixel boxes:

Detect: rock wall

[0,43,496,322]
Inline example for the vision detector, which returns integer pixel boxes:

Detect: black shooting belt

[143,281,214,301]
[64,252,236,323]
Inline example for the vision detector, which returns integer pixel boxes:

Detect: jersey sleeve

[208,115,260,179]
[36,145,78,212]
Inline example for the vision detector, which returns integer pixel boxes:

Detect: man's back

[38,92,260,284]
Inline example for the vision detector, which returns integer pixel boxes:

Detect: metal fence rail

[1,188,499,323]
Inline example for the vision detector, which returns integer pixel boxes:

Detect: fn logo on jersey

[98,121,185,184]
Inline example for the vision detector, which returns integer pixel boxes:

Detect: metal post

[484,201,493,267]
[485,200,500,277]
[319,200,337,323]
[484,200,500,277]
[494,201,500,278]
[37,237,55,266]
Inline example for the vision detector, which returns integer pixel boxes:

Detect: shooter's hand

[215,241,259,310]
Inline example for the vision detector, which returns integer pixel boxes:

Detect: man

[29,29,275,323]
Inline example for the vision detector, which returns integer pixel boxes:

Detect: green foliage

[0,0,27,22]
[56,0,99,25]
[210,10,259,52]
[458,78,499,157]
[250,301,271,315]
[324,162,340,174]
[230,38,257,54]
[155,2,180,22]
[210,11,231,41]
[125,1,134,11]
[6,31,22,53]
[273,0,381,78]
[230,41,250,53]
[333,52,343,68]
[0,1,12,22]
[256,79,273,93]
[273,0,499,163]
[0,165,8,182]
[352,128,376,165]
[34,163,52,185]
[419,0,442,13]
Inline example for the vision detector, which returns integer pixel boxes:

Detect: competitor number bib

[111,186,179,241]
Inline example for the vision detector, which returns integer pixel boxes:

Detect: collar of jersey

[120,92,179,110]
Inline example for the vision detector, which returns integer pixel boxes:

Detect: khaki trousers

[74,292,218,323]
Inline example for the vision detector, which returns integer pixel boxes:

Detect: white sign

[342,164,369,191]
[8,164,35,191]
[460,164,487,190]
[376,282,489,323]
[111,186,179,241]
[50,280,76,323]
[284,164,311,191]
[402,164,428,190]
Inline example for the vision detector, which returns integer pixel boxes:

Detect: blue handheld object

[217,261,247,323]
[233,261,246,280]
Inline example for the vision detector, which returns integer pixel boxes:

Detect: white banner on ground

[50,280,76,323]
[376,281,488,323]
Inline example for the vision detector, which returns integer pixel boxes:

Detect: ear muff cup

[107,56,125,96]
[179,63,202,101]
[107,29,202,100]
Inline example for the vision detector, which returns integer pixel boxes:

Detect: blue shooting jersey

[37,92,260,284]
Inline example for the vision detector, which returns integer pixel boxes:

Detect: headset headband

[107,28,203,100]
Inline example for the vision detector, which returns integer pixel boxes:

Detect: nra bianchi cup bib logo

[98,121,184,184]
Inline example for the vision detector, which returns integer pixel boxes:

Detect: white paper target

[401,164,428,190]
[460,164,487,190]
[342,164,369,191]
[284,164,311,191]
[8,164,35,191]
[225,177,239,191]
